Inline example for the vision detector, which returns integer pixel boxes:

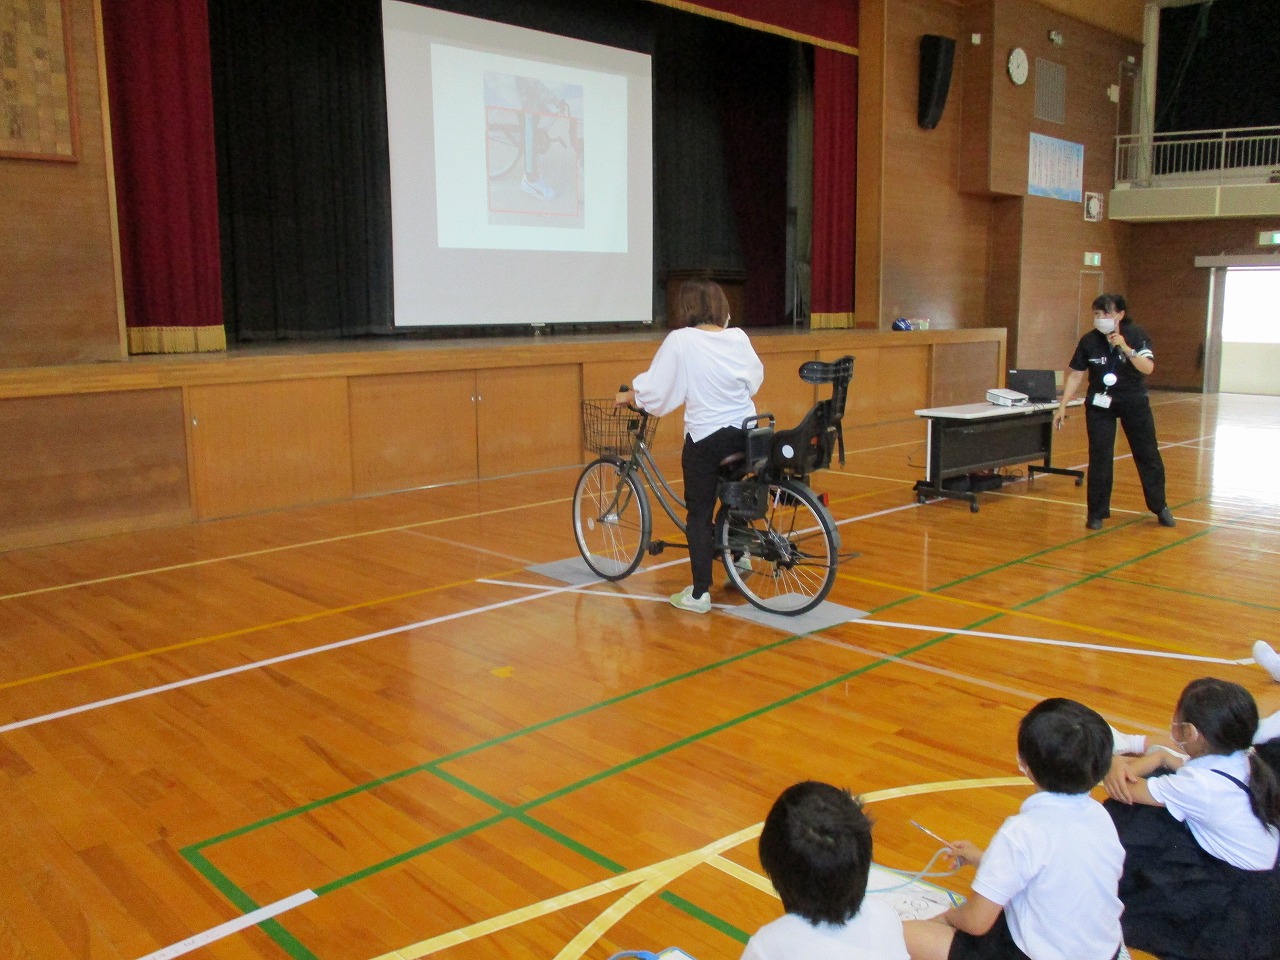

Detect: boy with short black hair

[904,698,1124,960]
[743,780,908,959]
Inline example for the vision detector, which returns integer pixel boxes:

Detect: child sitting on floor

[1104,677,1280,960]
[903,698,1124,960]
[743,780,908,960]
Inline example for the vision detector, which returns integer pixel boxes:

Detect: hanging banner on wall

[1028,132,1083,202]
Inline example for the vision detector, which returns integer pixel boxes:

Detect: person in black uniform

[1054,293,1175,531]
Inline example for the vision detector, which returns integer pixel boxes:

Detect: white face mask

[1094,316,1117,335]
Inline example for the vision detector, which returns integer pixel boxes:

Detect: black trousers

[1085,392,1167,519]
[682,427,746,598]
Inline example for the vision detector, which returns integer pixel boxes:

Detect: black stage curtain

[208,0,792,339]
[209,0,394,341]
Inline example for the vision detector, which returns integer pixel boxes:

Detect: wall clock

[1008,47,1029,86]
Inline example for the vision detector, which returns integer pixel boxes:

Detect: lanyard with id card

[1093,355,1121,408]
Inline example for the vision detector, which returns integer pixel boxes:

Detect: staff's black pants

[682,426,746,598]
[1085,392,1167,520]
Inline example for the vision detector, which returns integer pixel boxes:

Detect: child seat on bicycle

[745,356,854,481]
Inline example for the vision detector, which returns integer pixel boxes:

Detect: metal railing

[1115,125,1280,187]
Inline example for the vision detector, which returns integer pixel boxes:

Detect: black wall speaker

[918,34,956,130]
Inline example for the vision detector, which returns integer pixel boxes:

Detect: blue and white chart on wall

[1028,133,1083,202]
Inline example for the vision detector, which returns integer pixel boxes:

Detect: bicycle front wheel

[573,457,651,581]
[486,126,521,179]
[716,479,840,615]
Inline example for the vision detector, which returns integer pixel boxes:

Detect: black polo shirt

[1069,322,1154,399]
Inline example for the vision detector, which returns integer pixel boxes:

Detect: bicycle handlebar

[616,385,645,416]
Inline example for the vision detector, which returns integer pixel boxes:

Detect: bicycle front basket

[582,399,659,456]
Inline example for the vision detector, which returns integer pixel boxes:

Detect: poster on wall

[0,0,79,161]
[1027,133,1082,202]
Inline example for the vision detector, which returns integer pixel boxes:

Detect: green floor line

[1019,566,1280,613]
[659,891,750,945]
[181,846,321,960]
[178,496,1211,956]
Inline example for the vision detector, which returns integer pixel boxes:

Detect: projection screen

[382,1,654,327]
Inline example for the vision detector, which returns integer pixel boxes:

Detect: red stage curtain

[102,0,224,353]
[811,47,857,329]
[650,0,858,53]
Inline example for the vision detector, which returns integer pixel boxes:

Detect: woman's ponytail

[1246,747,1280,830]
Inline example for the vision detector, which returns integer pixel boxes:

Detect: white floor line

[406,530,533,567]
[0,583,580,734]
[0,557,692,735]
[810,636,1169,736]
[857,618,1251,665]
[136,890,316,960]
[478,576,745,611]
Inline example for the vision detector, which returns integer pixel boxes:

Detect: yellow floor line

[707,854,774,895]
[0,567,524,692]
[369,778,1026,960]
[841,572,1208,657]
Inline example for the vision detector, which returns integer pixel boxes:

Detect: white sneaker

[669,585,712,614]
[735,554,754,573]
[1253,640,1280,682]
[521,176,555,200]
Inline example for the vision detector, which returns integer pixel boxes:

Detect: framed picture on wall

[0,0,80,162]
[1083,192,1104,222]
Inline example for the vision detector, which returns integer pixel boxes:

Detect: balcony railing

[1115,125,1280,187]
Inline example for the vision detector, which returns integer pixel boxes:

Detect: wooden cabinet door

[476,364,580,478]
[349,370,479,494]
[188,378,352,519]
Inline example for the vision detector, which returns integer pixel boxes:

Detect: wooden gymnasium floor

[2,389,1278,960]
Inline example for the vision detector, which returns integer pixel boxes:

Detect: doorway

[1217,267,1280,396]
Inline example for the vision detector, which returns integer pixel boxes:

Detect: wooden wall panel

[957,1,996,197]
[1128,218,1278,390]
[931,340,1001,406]
[349,371,478,495]
[1018,196,1131,371]
[476,365,581,478]
[756,351,818,434]
[0,331,1005,548]
[826,342,932,424]
[0,389,190,550]
[880,0,991,331]
[188,379,353,519]
[987,196,1023,360]
[1036,0,1143,41]
[0,0,123,368]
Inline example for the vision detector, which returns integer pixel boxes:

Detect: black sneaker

[1157,507,1176,528]
[1086,517,1104,530]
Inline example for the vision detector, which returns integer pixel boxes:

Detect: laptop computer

[1006,369,1058,403]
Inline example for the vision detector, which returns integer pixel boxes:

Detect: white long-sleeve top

[631,327,764,442]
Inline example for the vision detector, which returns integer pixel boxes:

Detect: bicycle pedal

[647,541,667,556]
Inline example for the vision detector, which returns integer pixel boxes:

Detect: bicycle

[485,103,582,181]
[571,356,855,616]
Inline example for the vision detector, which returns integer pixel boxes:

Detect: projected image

[484,73,584,227]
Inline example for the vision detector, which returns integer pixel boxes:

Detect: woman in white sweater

[621,280,764,614]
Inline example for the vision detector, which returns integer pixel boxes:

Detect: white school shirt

[631,327,763,442]
[740,899,909,960]
[971,791,1123,960]
[1147,750,1280,870]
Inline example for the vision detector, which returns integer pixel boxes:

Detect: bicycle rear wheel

[573,458,650,580]
[716,478,840,615]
